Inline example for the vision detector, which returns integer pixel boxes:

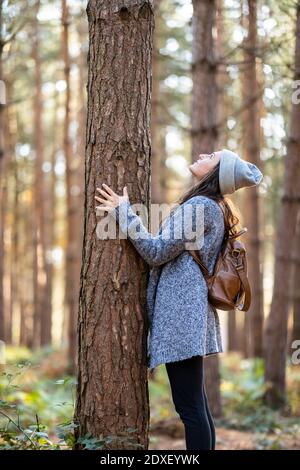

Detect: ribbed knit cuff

[110,200,131,234]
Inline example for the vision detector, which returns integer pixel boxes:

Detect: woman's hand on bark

[95,183,129,214]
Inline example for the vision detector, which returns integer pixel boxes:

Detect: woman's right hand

[95,184,129,214]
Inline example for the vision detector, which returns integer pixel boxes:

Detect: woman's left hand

[95,183,129,214]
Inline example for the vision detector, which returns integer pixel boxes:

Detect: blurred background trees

[0,0,300,450]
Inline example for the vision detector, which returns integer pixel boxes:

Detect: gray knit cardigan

[110,195,225,373]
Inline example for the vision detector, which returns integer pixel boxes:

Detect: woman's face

[188,151,222,180]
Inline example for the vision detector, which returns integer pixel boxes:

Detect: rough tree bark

[264,0,300,407]
[75,0,154,450]
[191,0,222,417]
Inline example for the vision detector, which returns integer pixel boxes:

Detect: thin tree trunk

[191,0,218,157]
[291,212,300,345]
[5,98,13,345]
[66,14,87,365]
[227,313,238,351]
[0,0,5,340]
[41,91,59,350]
[215,0,239,352]
[240,0,264,358]
[151,0,163,204]
[75,0,154,449]
[61,0,77,372]
[191,0,222,417]
[12,160,20,344]
[264,0,300,408]
[31,0,48,347]
[215,0,229,149]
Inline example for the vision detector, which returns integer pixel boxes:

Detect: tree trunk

[74,0,154,450]
[12,160,20,344]
[264,0,300,408]
[66,13,87,367]
[41,90,60,350]
[227,312,238,351]
[5,96,14,345]
[215,0,239,352]
[204,354,221,416]
[191,0,218,157]
[151,0,163,204]
[191,0,222,417]
[31,0,49,347]
[0,0,5,341]
[61,0,78,372]
[240,0,264,358]
[291,212,300,345]
[215,0,229,149]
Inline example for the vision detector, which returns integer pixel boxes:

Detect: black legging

[165,355,216,450]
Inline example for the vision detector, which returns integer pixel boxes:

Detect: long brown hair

[162,161,242,240]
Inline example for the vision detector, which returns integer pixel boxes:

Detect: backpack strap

[190,201,251,309]
[189,250,210,277]
[235,251,252,311]
[230,227,248,239]
[188,217,248,276]
[189,199,227,275]
[190,240,252,311]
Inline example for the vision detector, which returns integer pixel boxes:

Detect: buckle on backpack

[232,249,240,257]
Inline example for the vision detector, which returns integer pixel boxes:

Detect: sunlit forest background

[0,0,300,450]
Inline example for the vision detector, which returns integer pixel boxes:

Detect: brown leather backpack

[189,201,251,312]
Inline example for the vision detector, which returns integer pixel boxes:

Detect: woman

[95,148,263,451]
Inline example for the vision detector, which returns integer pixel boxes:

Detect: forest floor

[148,419,300,450]
[1,347,300,450]
[148,353,300,451]
[149,428,256,450]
